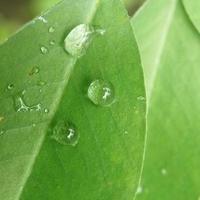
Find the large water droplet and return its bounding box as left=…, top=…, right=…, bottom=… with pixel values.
left=87, top=79, right=115, bottom=106
left=40, top=46, right=48, bottom=54
left=64, top=24, right=105, bottom=58
left=13, top=91, right=41, bottom=112
left=48, top=26, right=55, bottom=33
left=51, top=121, right=79, bottom=146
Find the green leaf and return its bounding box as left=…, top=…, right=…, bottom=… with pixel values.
left=132, top=0, right=200, bottom=199
left=0, top=0, right=146, bottom=199
left=182, top=0, right=200, bottom=33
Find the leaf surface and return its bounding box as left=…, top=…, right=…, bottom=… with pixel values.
left=132, top=0, right=200, bottom=199
left=182, top=0, right=200, bottom=33
left=0, top=0, right=146, bottom=200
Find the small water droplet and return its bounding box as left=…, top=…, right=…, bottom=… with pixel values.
left=64, top=24, right=104, bottom=58
left=88, top=79, right=115, bottom=106
left=136, top=186, right=143, bottom=195
left=37, top=81, right=46, bottom=86
left=38, top=16, right=48, bottom=24
left=7, top=84, right=14, bottom=90
left=137, top=96, right=145, bottom=101
left=29, top=66, right=40, bottom=76
left=0, top=116, right=4, bottom=123
left=124, top=130, right=128, bottom=135
left=161, top=168, right=167, bottom=176
left=44, top=108, right=49, bottom=113
left=49, top=40, right=55, bottom=46
left=13, top=92, right=41, bottom=112
left=32, top=123, right=36, bottom=127
left=51, top=121, right=79, bottom=146
left=48, top=26, right=55, bottom=33
left=40, top=46, right=48, bottom=54
left=0, top=130, right=5, bottom=136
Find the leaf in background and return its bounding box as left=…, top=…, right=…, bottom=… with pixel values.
left=182, top=0, right=200, bottom=33
left=0, top=0, right=146, bottom=199
left=132, top=0, right=200, bottom=199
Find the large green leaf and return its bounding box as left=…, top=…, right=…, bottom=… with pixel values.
left=132, top=0, right=200, bottom=199
left=0, top=0, right=146, bottom=199
left=182, top=0, right=200, bottom=33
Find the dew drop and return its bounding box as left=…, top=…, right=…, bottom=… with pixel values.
left=40, top=46, right=48, bottom=54
left=7, top=84, right=14, bottom=90
left=48, top=26, right=55, bottom=33
left=88, top=79, right=115, bottom=106
left=13, top=92, right=41, bottom=112
left=51, top=121, right=79, bottom=146
left=29, top=66, right=39, bottom=76
left=64, top=24, right=105, bottom=58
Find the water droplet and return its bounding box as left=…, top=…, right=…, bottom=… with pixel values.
left=51, top=121, right=79, bottom=146
left=124, top=130, right=128, bottom=135
left=88, top=79, right=115, bottom=106
left=137, top=96, right=145, bottom=101
left=40, top=46, right=48, bottom=54
left=38, top=16, right=48, bottom=24
left=0, top=116, right=4, bottom=123
left=136, top=186, right=143, bottom=195
left=161, top=168, right=167, bottom=176
left=32, top=123, right=36, bottom=127
left=7, top=84, right=14, bottom=90
left=49, top=40, right=55, bottom=46
left=29, top=66, right=39, bottom=76
left=44, top=108, right=49, bottom=113
left=48, top=26, right=55, bottom=33
left=0, top=130, right=5, bottom=136
left=64, top=24, right=104, bottom=58
left=13, top=92, right=41, bottom=112
left=37, top=81, right=46, bottom=86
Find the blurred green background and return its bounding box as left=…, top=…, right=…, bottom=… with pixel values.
left=0, top=0, right=145, bottom=43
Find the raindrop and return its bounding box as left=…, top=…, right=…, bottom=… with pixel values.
left=7, top=84, right=14, bottom=90
left=29, top=66, right=40, bottom=76
left=13, top=91, right=41, bottom=112
left=40, top=46, right=48, bottom=54
left=64, top=24, right=105, bottom=58
left=87, top=79, right=115, bottom=106
left=48, top=26, right=55, bottom=33
left=51, top=121, right=79, bottom=146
